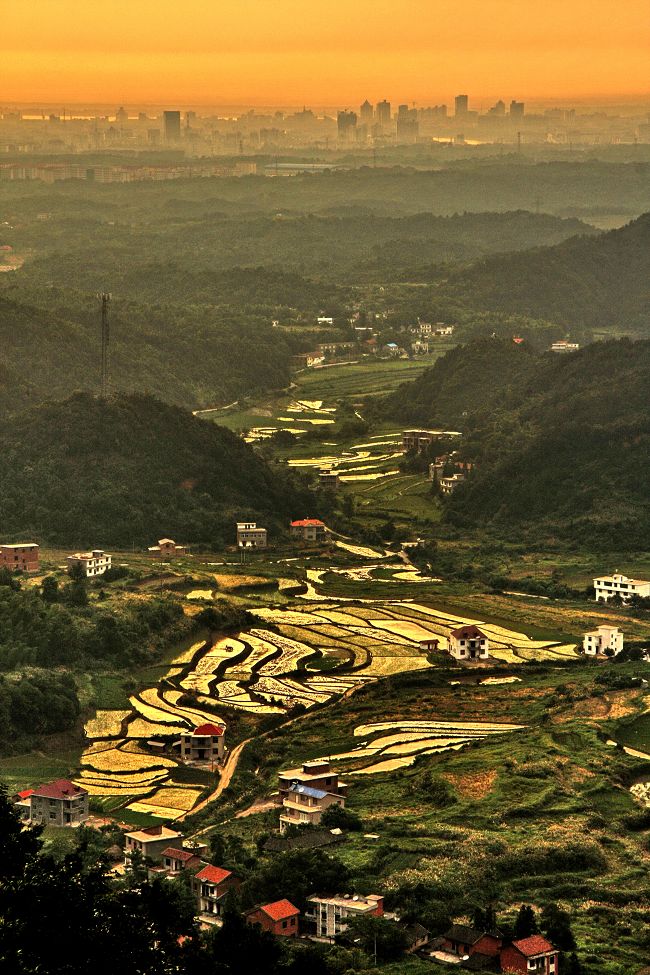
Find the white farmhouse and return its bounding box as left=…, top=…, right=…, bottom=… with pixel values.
left=583, top=625, right=624, bottom=656
left=449, top=625, right=489, bottom=661
left=593, top=573, right=650, bottom=604
left=67, top=549, right=112, bottom=577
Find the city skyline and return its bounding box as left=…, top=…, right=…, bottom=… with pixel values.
left=3, top=0, right=649, bottom=105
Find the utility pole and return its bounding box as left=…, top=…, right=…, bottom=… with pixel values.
left=99, top=292, right=111, bottom=399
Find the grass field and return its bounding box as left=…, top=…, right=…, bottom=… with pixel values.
left=293, top=356, right=443, bottom=401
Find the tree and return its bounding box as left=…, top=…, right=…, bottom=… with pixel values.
left=344, top=915, right=409, bottom=962
left=514, top=904, right=538, bottom=939
left=320, top=804, right=362, bottom=832
left=540, top=903, right=576, bottom=951
left=41, top=576, right=59, bottom=603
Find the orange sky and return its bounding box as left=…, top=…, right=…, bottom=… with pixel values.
left=2, top=0, right=649, bottom=105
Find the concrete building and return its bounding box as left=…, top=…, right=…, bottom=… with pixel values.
left=66, top=549, right=112, bottom=577
left=593, top=573, right=650, bottom=603
left=305, top=893, right=384, bottom=939
left=180, top=723, right=226, bottom=764
left=246, top=900, right=300, bottom=937
left=550, top=340, right=580, bottom=353
left=163, top=110, right=181, bottom=141
left=449, top=624, right=489, bottom=661
left=440, top=474, right=465, bottom=495
left=0, top=543, right=39, bottom=573
left=124, top=824, right=183, bottom=862
left=278, top=759, right=347, bottom=833
left=402, top=430, right=462, bottom=451
left=193, top=865, right=240, bottom=922
left=236, top=522, right=268, bottom=549
left=583, top=625, right=624, bottom=656
left=27, top=779, right=89, bottom=826
left=289, top=519, right=327, bottom=543
left=319, top=471, right=341, bottom=490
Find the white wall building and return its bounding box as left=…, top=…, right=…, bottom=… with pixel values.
left=583, top=625, right=624, bottom=656
left=449, top=625, right=490, bottom=661
left=593, top=573, right=650, bottom=603
left=67, top=549, right=112, bottom=577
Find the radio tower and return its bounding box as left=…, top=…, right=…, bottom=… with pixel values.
left=99, top=292, right=111, bottom=399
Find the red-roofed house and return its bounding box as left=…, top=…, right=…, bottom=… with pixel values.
left=246, top=899, right=300, bottom=937
left=180, top=723, right=226, bottom=764
left=449, top=624, right=489, bottom=661
left=161, top=846, right=204, bottom=875
left=193, top=864, right=240, bottom=922
left=28, top=779, right=89, bottom=826
left=501, top=935, right=558, bottom=974
left=289, top=519, right=327, bottom=543
left=12, top=789, right=35, bottom=820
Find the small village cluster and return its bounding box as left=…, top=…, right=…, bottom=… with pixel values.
left=290, top=320, right=456, bottom=370
left=10, top=777, right=559, bottom=971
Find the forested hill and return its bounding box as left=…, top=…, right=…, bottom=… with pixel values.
left=445, top=339, right=650, bottom=548
left=374, top=338, right=537, bottom=426
left=0, top=393, right=316, bottom=546
left=440, top=212, right=650, bottom=332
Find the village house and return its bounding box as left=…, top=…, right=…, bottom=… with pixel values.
left=441, top=923, right=502, bottom=961
left=317, top=316, right=334, bottom=326
left=449, top=624, right=490, bottom=661
left=12, top=788, right=35, bottom=820
left=180, top=723, right=226, bottom=764
left=159, top=846, right=204, bottom=876
left=0, top=543, right=39, bottom=573
left=148, top=538, right=188, bottom=558
left=402, top=429, right=462, bottom=452
left=440, top=473, right=466, bottom=495
left=124, top=824, right=183, bottom=863
left=434, top=324, right=454, bottom=337
left=193, top=865, right=240, bottom=922
left=500, top=935, right=558, bottom=974
left=317, top=341, right=355, bottom=357
left=278, top=759, right=347, bottom=832
left=550, top=340, right=580, bottom=353
left=66, top=549, right=112, bottom=578
left=419, top=638, right=440, bottom=652
left=289, top=518, right=328, bottom=543
left=245, top=899, right=300, bottom=937
left=291, top=352, right=325, bottom=369
left=383, top=342, right=402, bottom=357
left=593, top=573, right=650, bottom=603
left=304, top=893, right=384, bottom=939
left=319, top=470, right=341, bottom=490
left=236, top=521, right=268, bottom=549
left=411, top=339, right=430, bottom=354
left=26, top=779, right=89, bottom=826
left=583, top=625, right=624, bottom=656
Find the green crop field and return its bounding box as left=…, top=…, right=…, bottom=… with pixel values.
left=294, top=354, right=449, bottom=400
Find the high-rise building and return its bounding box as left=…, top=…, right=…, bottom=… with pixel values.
left=337, top=110, right=358, bottom=142
left=397, top=105, right=419, bottom=141
left=375, top=100, right=391, bottom=126
left=510, top=100, right=525, bottom=118
left=115, top=106, right=128, bottom=126
left=489, top=100, right=506, bottom=116
left=455, top=94, right=469, bottom=116
left=360, top=100, right=374, bottom=125
left=163, top=110, right=182, bottom=142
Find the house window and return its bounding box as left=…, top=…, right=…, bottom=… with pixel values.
left=282, top=920, right=288, bottom=929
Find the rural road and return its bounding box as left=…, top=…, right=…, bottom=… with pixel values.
left=177, top=737, right=250, bottom=822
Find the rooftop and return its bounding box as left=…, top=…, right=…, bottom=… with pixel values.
left=125, top=825, right=182, bottom=843
left=290, top=519, right=325, bottom=527
left=32, top=779, right=87, bottom=800
left=288, top=783, right=328, bottom=800
left=191, top=723, right=225, bottom=737
left=195, top=865, right=233, bottom=885
left=162, top=847, right=200, bottom=862
left=512, top=935, right=555, bottom=957
left=259, top=899, right=300, bottom=921
left=450, top=624, right=488, bottom=640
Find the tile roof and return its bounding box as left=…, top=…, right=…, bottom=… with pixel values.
left=513, top=935, right=555, bottom=957
left=290, top=519, right=325, bottom=527
left=444, top=924, right=484, bottom=945
left=195, top=865, right=232, bottom=885
left=16, top=789, right=34, bottom=800
left=450, top=624, right=488, bottom=641
left=162, top=847, right=199, bottom=862
left=32, top=779, right=87, bottom=800
left=192, top=723, right=224, bottom=736
left=261, top=899, right=300, bottom=921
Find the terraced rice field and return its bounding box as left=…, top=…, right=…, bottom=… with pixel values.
left=316, top=718, right=525, bottom=774
left=77, top=597, right=577, bottom=816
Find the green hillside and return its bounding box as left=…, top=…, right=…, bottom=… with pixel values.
left=0, top=392, right=317, bottom=546
left=445, top=339, right=650, bottom=547
left=440, top=212, right=650, bottom=332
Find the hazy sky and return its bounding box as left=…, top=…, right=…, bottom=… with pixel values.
left=3, top=0, right=649, bottom=105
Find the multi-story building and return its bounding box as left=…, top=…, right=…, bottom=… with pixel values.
left=583, top=625, right=624, bottom=656
left=402, top=429, right=461, bottom=452
left=305, top=893, right=384, bottom=939
left=163, top=110, right=181, bottom=141
left=160, top=847, right=203, bottom=876
left=180, top=723, right=226, bottom=764
left=278, top=759, right=347, bottom=833
left=27, top=779, right=89, bottom=826
left=0, top=543, right=39, bottom=573
left=124, top=824, right=183, bottom=862
left=449, top=625, right=490, bottom=661
left=148, top=538, right=188, bottom=558
left=375, top=100, right=392, bottom=127
left=193, top=865, right=240, bottom=922
left=550, top=340, right=580, bottom=353
left=289, top=519, right=327, bottom=543
left=337, top=111, right=358, bottom=142
left=66, top=549, right=112, bottom=577
left=440, top=473, right=466, bottom=495
left=319, top=471, right=341, bottom=490
left=236, top=522, right=268, bottom=549
left=455, top=94, right=469, bottom=116
left=593, top=573, right=650, bottom=603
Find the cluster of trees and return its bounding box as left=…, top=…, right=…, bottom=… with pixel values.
left=0, top=672, right=80, bottom=746
left=0, top=392, right=322, bottom=545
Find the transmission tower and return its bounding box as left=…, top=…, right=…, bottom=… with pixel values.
left=99, top=292, right=111, bottom=399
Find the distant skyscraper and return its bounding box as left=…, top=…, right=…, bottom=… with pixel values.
left=376, top=100, right=391, bottom=126
left=489, top=100, right=506, bottom=116
left=396, top=105, right=419, bottom=141
left=510, top=100, right=525, bottom=118
left=163, top=110, right=182, bottom=142
left=115, top=106, right=128, bottom=125
left=455, top=94, right=469, bottom=116
left=360, top=100, right=374, bottom=125
left=337, top=110, right=358, bottom=142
